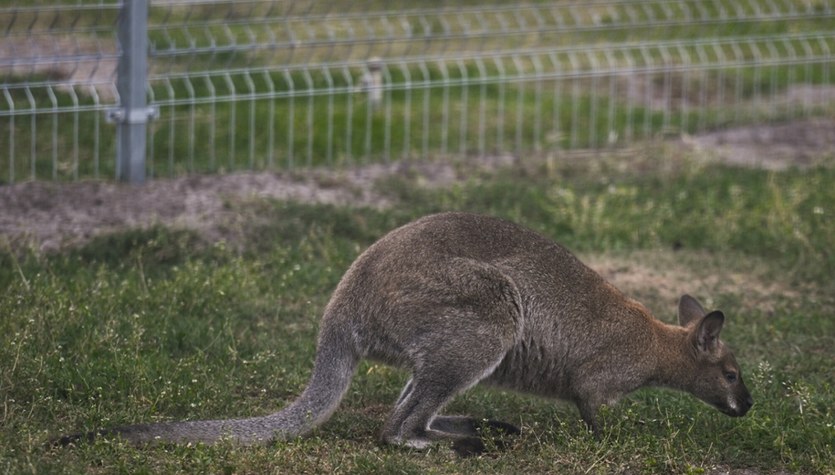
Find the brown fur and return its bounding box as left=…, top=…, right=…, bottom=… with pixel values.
left=57, top=212, right=752, bottom=455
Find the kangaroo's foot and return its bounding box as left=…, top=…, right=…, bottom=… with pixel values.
left=432, top=416, right=520, bottom=456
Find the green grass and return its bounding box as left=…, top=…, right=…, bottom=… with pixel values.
left=1, top=157, right=833, bottom=473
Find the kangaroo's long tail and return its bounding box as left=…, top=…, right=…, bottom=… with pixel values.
left=56, top=325, right=360, bottom=446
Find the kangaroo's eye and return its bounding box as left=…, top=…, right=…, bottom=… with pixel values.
left=725, top=372, right=738, bottom=383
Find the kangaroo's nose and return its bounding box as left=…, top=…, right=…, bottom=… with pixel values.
left=739, top=394, right=754, bottom=415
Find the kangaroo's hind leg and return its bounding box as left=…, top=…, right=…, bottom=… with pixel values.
left=379, top=313, right=518, bottom=455
left=380, top=353, right=507, bottom=456
left=391, top=379, right=519, bottom=438
left=377, top=258, right=522, bottom=455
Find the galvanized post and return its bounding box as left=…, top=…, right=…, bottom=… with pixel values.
left=112, top=0, right=155, bottom=184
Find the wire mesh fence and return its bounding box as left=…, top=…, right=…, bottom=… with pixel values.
left=2, top=0, right=834, bottom=183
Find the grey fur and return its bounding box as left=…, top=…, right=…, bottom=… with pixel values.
left=58, top=212, right=753, bottom=453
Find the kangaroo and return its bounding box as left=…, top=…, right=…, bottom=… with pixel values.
left=57, top=212, right=753, bottom=455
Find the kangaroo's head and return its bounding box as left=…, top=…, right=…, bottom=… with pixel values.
left=678, top=294, right=753, bottom=417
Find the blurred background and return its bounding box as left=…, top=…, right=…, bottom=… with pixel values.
left=2, top=0, right=833, bottom=182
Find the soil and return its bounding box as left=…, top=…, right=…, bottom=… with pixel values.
left=683, top=117, right=835, bottom=170
left=0, top=156, right=515, bottom=251
left=584, top=250, right=802, bottom=317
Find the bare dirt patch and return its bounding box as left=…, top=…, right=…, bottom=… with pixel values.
left=585, top=251, right=803, bottom=317
left=0, top=169, right=370, bottom=251
left=0, top=157, right=515, bottom=251
left=682, top=117, right=835, bottom=170
left=0, top=35, right=119, bottom=99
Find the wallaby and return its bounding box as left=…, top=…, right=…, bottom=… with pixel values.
left=57, top=212, right=753, bottom=455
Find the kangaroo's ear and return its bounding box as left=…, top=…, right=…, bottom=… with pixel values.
left=693, top=311, right=725, bottom=353
left=678, top=294, right=707, bottom=326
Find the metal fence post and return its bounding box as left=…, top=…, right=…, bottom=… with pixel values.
left=112, top=0, right=155, bottom=184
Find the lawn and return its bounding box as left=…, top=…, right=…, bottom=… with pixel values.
left=1, top=153, right=833, bottom=474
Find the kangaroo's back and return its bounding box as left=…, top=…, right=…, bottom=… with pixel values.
left=324, top=211, right=623, bottom=353
left=326, top=211, right=611, bottom=321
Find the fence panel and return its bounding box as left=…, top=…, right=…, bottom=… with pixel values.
left=2, top=0, right=834, bottom=183
left=1, top=2, right=120, bottom=182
